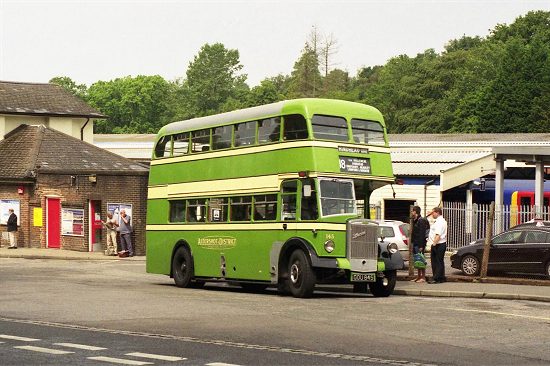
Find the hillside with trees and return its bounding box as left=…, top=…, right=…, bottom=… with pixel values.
left=51, top=10, right=550, bottom=134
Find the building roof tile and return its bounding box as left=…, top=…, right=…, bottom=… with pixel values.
left=0, top=125, right=148, bottom=181
left=0, top=81, right=105, bottom=118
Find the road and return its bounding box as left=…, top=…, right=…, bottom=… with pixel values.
left=1, top=258, right=549, bottom=366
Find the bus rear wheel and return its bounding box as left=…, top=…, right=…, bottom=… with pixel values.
left=369, top=270, right=396, bottom=297
left=172, top=246, right=194, bottom=288
left=287, top=249, right=316, bottom=298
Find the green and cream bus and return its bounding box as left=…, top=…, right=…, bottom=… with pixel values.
left=146, top=98, right=404, bottom=298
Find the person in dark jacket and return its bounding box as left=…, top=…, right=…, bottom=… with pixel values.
left=7, top=208, right=18, bottom=249
left=410, top=206, right=429, bottom=282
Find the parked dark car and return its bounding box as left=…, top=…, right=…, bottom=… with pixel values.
left=450, top=226, right=550, bottom=278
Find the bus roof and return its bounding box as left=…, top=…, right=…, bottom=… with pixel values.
left=158, top=98, right=383, bottom=137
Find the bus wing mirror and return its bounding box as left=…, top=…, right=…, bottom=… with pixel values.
left=303, top=184, right=312, bottom=198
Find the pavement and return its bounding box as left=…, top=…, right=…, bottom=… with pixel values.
left=1, top=247, right=549, bottom=303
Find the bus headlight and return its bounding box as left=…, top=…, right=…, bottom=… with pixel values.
left=324, top=240, right=335, bottom=253
left=387, top=243, right=398, bottom=254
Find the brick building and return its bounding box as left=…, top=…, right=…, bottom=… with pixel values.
left=0, top=125, right=149, bottom=254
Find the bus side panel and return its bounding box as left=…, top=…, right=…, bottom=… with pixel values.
left=145, top=231, right=174, bottom=275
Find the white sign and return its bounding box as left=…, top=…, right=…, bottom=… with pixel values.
left=62, top=208, right=84, bottom=236
left=107, top=203, right=133, bottom=227
left=0, top=199, right=20, bottom=226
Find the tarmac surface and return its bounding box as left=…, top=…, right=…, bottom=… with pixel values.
left=1, top=246, right=549, bottom=303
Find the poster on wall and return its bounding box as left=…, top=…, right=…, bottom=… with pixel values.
left=0, top=199, right=20, bottom=226
left=107, top=203, right=133, bottom=226
left=62, top=208, right=84, bottom=236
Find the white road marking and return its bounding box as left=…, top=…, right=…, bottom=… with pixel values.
left=125, top=352, right=186, bottom=361
left=14, top=345, right=74, bottom=355
left=54, top=342, right=107, bottom=350
left=88, top=356, right=153, bottom=365
left=0, top=334, right=40, bottom=341
left=206, top=363, right=242, bottom=366
left=447, top=307, right=550, bottom=321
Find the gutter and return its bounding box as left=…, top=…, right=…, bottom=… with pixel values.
left=81, top=118, right=90, bottom=141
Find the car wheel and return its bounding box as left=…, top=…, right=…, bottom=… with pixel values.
left=545, top=261, right=550, bottom=279
left=172, top=246, right=194, bottom=288
left=461, top=255, right=480, bottom=276
left=287, top=249, right=316, bottom=298
left=369, top=270, right=396, bottom=297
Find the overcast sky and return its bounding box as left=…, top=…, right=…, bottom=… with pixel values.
left=1, top=0, right=549, bottom=87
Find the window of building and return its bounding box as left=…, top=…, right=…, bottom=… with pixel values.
left=191, top=129, right=211, bottom=153
left=234, top=121, right=257, bottom=146
left=209, top=198, right=228, bottom=222
left=258, top=117, right=281, bottom=144
left=311, top=115, right=349, bottom=142
left=351, top=119, right=385, bottom=145
left=154, top=135, right=171, bottom=158
left=283, top=114, right=308, bottom=141
left=173, top=133, right=189, bottom=156
left=253, top=194, right=277, bottom=221
left=186, top=199, right=207, bottom=222
left=230, top=196, right=252, bottom=221
left=212, top=126, right=233, bottom=150
left=169, top=200, right=185, bottom=222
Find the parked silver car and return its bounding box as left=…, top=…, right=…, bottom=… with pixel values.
left=374, top=220, right=411, bottom=259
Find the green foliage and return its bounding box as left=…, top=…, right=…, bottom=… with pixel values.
left=87, top=75, right=176, bottom=134
left=183, top=43, right=247, bottom=116
left=49, top=76, right=88, bottom=99
left=69, top=11, right=550, bottom=135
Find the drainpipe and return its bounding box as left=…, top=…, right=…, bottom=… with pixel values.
left=424, top=178, right=436, bottom=215
left=80, top=118, right=90, bottom=141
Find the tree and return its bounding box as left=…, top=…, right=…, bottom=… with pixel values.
left=49, top=76, right=87, bottom=99
left=288, top=43, right=322, bottom=98
left=87, top=75, right=176, bottom=134
left=183, top=43, right=247, bottom=116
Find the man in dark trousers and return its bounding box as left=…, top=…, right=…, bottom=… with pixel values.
left=410, top=206, right=429, bottom=282
left=427, top=207, right=448, bottom=284
left=7, top=208, right=18, bottom=249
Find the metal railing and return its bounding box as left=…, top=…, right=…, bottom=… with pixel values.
left=442, top=201, right=550, bottom=250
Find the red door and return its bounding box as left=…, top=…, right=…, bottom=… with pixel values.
left=47, top=198, right=61, bottom=248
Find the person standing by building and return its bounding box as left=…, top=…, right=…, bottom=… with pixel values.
left=102, top=212, right=118, bottom=256
left=427, top=207, right=447, bottom=284
left=7, top=208, right=18, bottom=249
left=118, top=209, right=133, bottom=257
left=410, top=206, right=429, bottom=282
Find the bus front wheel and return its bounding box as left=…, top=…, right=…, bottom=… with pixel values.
left=287, top=249, right=316, bottom=298
left=172, top=246, right=194, bottom=288
left=369, top=270, right=396, bottom=297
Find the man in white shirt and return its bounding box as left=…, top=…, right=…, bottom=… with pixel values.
left=427, top=207, right=447, bottom=283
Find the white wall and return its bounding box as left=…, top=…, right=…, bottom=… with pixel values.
left=0, top=115, right=95, bottom=143
left=370, top=183, right=441, bottom=218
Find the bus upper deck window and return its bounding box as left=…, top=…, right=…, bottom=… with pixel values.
left=312, top=115, right=349, bottom=142
left=212, top=125, right=232, bottom=150
left=283, top=114, right=308, bottom=141
left=154, top=136, right=171, bottom=158
left=258, top=117, right=281, bottom=144
left=173, top=133, right=189, bottom=156
left=191, top=129, right=211, bottom=153
left=234, top=121, right=256, bottom=146
left=351, top=119, right=385, bottom=145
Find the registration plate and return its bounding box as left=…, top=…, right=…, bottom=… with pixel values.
left=350, top=272, right=376, bottom=282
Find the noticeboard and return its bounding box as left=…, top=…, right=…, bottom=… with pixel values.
left=0, top=199, right=20, bottom=226
left=107, top=203, right=133, bottom=226
left=62, top=208, right=84, bottom=236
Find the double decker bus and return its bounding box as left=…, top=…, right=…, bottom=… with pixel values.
left=146, top=98, right=404, bottom=298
